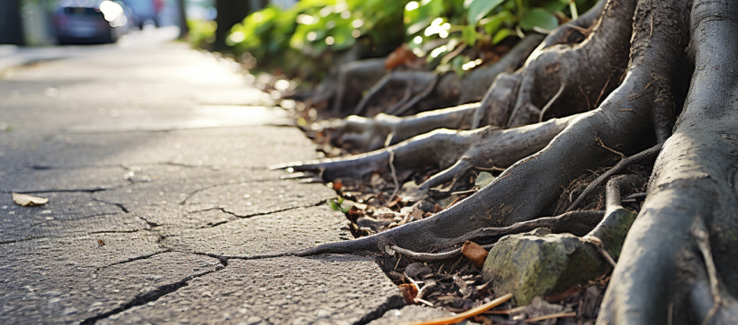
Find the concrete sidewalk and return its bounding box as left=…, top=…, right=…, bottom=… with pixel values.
left=0, top=40, right=454, bottom=324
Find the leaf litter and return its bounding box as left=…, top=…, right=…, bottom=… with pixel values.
left=319, top=163, right=612, bottom=323
left=12, top=192, right=49, bottom=207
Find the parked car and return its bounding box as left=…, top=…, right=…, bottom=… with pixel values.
left=54, top=0, right=132, bottom=44
left=120, top=0, right=161, bottom=28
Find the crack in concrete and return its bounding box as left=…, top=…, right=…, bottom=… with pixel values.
left=1, top=187, right=109, bottom=194
left=354, top=295, right=406, bottom=325
left=95, top=249, right=172, bottom=270
left=178, top=178, right=289, bottom=205
left=137, top=216, right=161, bottom=228
left=92, top=198, right=130, bottom=213
left=80, top=263, right=226, bottom=324
left=190, top=251, right=291, bottom=262
left=189, top=199, right=328, bottom=229
left=0, top=236, right=39, bottom=245
left=88, top=229, right=144, bottom=235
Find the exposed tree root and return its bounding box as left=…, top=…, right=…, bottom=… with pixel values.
left=475, top=0, right=634, bottom=129
left=599, top=0, right=738, bottom=322
left=282, top=0, right=738, bottom=320
left=315, top=0, right=626, bottom=156
left=279, top=113, right=578, bottom=196
left=331, top=58, right=387, bottom=114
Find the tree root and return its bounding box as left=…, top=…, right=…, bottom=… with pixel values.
left=472, top=0, right=634, bottom=129
left=284, top=0, right=738, bottom=320
left=330, top=58, right=387, bottom=114
left=598, top=0, right=738, bottom=322
left=566, top=143, right=661, bottom=212
left=319, top=103, right=480, bottom=152
left=353, top=71, right=439, bottom=116
left=279, top=114, right=578, bottom=195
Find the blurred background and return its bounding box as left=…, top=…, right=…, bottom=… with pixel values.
left=1, top=0, right=596, bottom=101
left=0, top=0, right=285, bottom=46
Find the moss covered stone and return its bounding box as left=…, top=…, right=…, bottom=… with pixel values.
left=482, top=228, right=607, bottom=305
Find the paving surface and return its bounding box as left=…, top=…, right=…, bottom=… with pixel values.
left=0, top=31, right=430, bottom=324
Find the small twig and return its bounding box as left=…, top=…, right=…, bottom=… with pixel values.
left=415, top=298, right=434, bottom=307
left=384, top=132, right=395, bottom=148
left=567, top=143, right=662, bottom=212
left=628, top=81, right=653, bottom=100
left=390, top=244, right=493, bottom=262
left=595, top=137, right=625, bottom=160
left=388, top=149, right=400, bottom=200
left=393, top=254, right=402, bottom=272
left=392, top=76, right=438, bottom=116
left=385, top=80, right=414, bottom=115
left=595, top=243, right=617, bottom=267
left=526, top=311, right=577, bottom=322
left=455, top=210, right=604, bottom=245
left=539, top=83, right=566, bottom=122
left=408, top=293, right=513, bottom=325
left=475, top=165, right=506, bottom=172
left=595, top=76, right=612, bottom=107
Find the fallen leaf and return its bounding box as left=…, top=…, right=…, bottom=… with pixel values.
left=475, top=172, right=495, bottom=188
left=461, top=241, right=489, bottom=267
left=399, top=283, right=419, bottom=304
left=332, top=180, right=343, bottom=191
left=12, top=193, right=49, bottom=207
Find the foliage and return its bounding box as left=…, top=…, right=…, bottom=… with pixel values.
left=187, top=19, right=216, bottom=50
left=228, top=0, right=407, bottom=79
left=223, top=0, right=597, bottom=79
left=405, top=0, right=597, bottom=75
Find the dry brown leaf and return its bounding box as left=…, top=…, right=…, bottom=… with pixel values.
left=12, top=192, right=49, bottom=207
left=461, top=241, right=489, bottom=267
left=399, top=283, right=419, bottom=304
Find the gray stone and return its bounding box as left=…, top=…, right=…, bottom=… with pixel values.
left=482, top=228, right=607, bottom=305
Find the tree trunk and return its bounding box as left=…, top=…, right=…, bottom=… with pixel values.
left=0, top=0, right=25, bottom=45
left=213, top=0, right=253, bottom=52
left=176, top=0, right=188, bottom=39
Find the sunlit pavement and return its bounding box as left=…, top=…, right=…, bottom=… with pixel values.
left=0, top=29, right=424, bottom=324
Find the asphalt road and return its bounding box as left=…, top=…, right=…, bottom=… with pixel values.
left=0, top=30, right=449, bottom=324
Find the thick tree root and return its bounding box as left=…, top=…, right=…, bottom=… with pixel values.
left=320, top=103, right=480, bottom=152
left=284, top=0, right=738, bottom=320
left=598, top=0, right=738, bottom=322
left=279, top=114, right=577, bottom=194
left=472, top=0, right=634, bottom=128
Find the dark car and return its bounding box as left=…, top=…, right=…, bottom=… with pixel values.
left=53, top=0, right=131, bottom=44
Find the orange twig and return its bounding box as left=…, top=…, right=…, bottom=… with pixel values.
left=408, top=293, right=513, bottom=325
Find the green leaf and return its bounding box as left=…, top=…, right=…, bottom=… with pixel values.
left=481, top=11, right=514, bottom=35
left=492, top=28, right=513, bottom=44
left=328, top=197, right=345, bottom=211
left=467, top=0, right=504, bottom=26
left=461, top=25, right=478, bottom=45
left=542, top=0, right=567, bottom=12
left=475, top=172, right=496, bottom=188
left=520, top=8, right=559, bottom=31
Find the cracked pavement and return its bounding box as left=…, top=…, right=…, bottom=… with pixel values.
left=0, top=32, right=409, bottom=324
